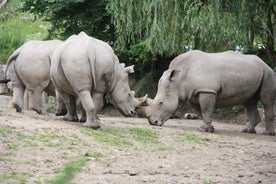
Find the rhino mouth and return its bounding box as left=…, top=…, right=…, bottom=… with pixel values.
left=149, top=117, right=165, bottom=126
left=118, top=108, right=136, bottom=117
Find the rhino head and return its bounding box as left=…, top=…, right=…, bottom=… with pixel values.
left=137, top=69, right=180, bottom=126
left=110, top=63, right=147, bottom=117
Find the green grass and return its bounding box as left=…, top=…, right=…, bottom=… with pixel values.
left=129, top=127, right=160, bottom=144
left=152, top=146, right=173, bottom=152
left=203, top=180, right=214, bottom=184
left=175, top=131, right=202, bottom=144
left=1, top=171, right=32, bottom=184
left=80, top=128, right=133, bottom=147
left=84, top=151, right=104, bottom=159
left=51, top=157, right=87, bottom=184
left=81, top=127, right=161, bottom=149
left=0, top=126, right=14, bottom=137
left=7, top=143, right=17, bottom=149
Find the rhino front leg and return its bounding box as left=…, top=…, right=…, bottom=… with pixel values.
left=198, top=92, right=216, bottom=133
left=78, top=91, right=101, bottom=129
left=242, top=99, right=260, bottom=134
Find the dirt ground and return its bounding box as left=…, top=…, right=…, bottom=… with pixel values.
left=0, top=106, right=276, bottom=184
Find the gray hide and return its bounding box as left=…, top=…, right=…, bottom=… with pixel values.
left=139, top=50, right=276, bottom=136
left=6, top=40, right=66, bottom=115
left=50, top=31, right=143, bottom=129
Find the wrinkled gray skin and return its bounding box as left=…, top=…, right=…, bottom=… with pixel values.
left=6, top=40, right=66, bottom=115
left=50, top=32, right=146, bottom=129
left=139, top=50, right=276, bottom=136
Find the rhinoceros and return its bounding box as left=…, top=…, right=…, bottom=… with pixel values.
left=138, top=50, right=276, bottom=136
left=6, top=40, right=66, bottom=115
left=50, top=32, right=146, bottom=129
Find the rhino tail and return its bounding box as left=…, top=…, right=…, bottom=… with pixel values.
left=5, top=46, right=22, bottom=81
left=87, top=47, right=97, bottom=90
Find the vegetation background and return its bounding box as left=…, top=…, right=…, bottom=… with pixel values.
left=0, top=0, right=275, bottom=114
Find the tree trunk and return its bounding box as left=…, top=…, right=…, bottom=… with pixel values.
left=0, top=0, right=8, bottom=9
left=265, top=8, right=276, bottom=67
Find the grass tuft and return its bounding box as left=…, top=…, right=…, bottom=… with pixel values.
left=51, top=157, right=87, bottom=184
left=129, top=127, right=159, bottom=144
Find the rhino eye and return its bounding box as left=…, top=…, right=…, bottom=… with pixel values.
left=158, top=101, right=163, bottom=106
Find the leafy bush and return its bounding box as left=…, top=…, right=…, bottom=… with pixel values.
left=0, top=0, right=48, bottom=63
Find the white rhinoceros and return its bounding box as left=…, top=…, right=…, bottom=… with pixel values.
left=50, top=32, right=146, bottom=129
left=138, top=50, right=276, bottom=136
left=6, top=40, right=66, bottom=115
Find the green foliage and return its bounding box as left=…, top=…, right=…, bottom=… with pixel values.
left=128, top=42, right=154, bottom=64
left=0, top=18, right=25, bottom=63
left=44, top=96, right=56, bottom=112
left=215, top=105, right=245, bottom=120
left=21, top=0, right=114, bottom=41
left=108, top=0, right=195, bottom=55
left=0, top=0, right=48, bottom=63
left=108, top=0, right=276, bottom=65
left=17, top=0, right=276, bottom=69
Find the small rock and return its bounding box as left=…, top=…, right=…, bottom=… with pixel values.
left=129, top=171, right=138, bottom=176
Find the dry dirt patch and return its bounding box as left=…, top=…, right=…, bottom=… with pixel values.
left=0, top=106, right=276, bottom=184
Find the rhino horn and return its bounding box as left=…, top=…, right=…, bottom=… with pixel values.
left=124, top=65, right=135, bottom=73
left=134, top=94, right=148, bottom=107
left=145, top=96, right=153, bottom=105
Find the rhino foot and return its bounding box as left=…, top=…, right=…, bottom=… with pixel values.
left=83, top=121, right=101, bottom=130
left=241, top=127, right=256, bottom=134
left=31, top=108, right=43, bottom=115
left=199, top=124, right=214, bottom=133
left=63, top=114, right=79, bottom=122
left=79, top=115, right=86, bottom=122
left=262, top=130, right=275, bottom=136
left=55, top=110, right=67, bottom=116
left=13, top=104, right=22, bottom=113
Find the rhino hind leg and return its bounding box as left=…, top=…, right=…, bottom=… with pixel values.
left=78, top=91, right=101, bottom=129
left=14, top=104, right=22, bottom=113
left=55, top=91, right=67, bottom=116
left=198, top=92, right=216, bottom=133
left=61, top=92, right=78, bottom=122
left=242, top=98, right=260, bottom=134
left=12, top=84, right=25, bottom=113
left=79, top=103, right=86, bottom=122
left=262, top=103, right=275, bottom=136
left=28, top=90, right=45, bottom=115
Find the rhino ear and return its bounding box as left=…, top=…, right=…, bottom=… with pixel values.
left=169, top=69, right=180, bottom=81
left=124, top=65, right=135, bottom=73
left=120, top=63, right=126, bottom=68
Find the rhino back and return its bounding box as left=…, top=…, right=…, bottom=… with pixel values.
left=171, top=50, right=272, bottom=106
left=56, top=35, right=115, bottom=95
